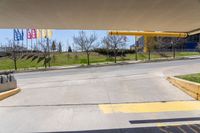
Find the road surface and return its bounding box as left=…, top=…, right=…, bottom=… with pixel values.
left=1, top=59, right=200, bottom=132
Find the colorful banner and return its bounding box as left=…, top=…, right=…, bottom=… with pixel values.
left=37, top=29, right=53, bottom=39
left=14, top=29, right=24, bottom=41
left=27, top=29, right=37, bottom=39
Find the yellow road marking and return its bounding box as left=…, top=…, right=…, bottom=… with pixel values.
left=99, top=101, right=200, bottom=114
left=157, top=123, right=167, bottom=127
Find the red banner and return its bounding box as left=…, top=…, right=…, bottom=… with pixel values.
left=27, top=29, right=37, bottom=39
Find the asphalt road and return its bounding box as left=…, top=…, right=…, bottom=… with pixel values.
left=1, top=59, right=200, bottom=132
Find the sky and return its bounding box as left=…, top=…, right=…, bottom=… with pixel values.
left=0, top=29, right=135, bottom=49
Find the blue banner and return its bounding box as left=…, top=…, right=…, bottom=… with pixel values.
left=14, top=29, right=24, bottom=41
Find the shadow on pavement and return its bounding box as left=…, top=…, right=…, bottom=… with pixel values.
left=39, top=124, right=200, bottom=133
left=129, top=117, right=200, bottom=124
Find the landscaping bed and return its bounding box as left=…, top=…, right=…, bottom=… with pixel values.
left=177, top=73, right=200, bottom=84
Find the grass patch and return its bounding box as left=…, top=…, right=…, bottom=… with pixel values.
left=176, top=73, right=200, bottom=83
left=176, top=52, right=199, bottom=57
left=0, top=51, right=199, bottom=70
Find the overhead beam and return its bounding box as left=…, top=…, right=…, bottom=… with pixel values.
left=188, top=29, right=200, bottom=36
left=109, top=31, right=188, bottom=38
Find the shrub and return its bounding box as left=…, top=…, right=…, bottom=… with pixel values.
left=94, top=48, right=135, bottom=57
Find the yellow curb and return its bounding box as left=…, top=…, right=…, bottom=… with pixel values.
left=0, top=88, right=21, bottom=101
left=99, top=101, right=200, bottom=114
left=167, top=77, right=200, bottom=100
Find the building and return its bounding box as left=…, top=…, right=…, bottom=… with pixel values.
left=134, top=34, right=200, bottom=51
left=185, top=34, right=200, bottom=49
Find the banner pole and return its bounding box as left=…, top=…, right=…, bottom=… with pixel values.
left=26, top=29, right=28, bottom=52
left=31, top=37, right=33, bottom=52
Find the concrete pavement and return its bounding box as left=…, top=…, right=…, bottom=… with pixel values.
left=1, top=59, right=200, bottom=132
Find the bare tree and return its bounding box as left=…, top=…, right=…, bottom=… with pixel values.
left=39, top=42, right=51, bottom=69
left=145, top=37, right=158, bottom=60
left=158, top=37, right=186, bottom=59
left=102, top=37, right=111, bottom=60
left=102, top=35, right=127, bottom=63
left=6, top=40, right=22, bottom=70
left=73, top=31, right=98, bottom=65
left=72, top=42, right=79, bottom=60
left=50, top=40, right=56, bottom=64
left=51, top=40, right=57, bottom=52
left=58, top=42, right=62, bottom=53
left=20, top=42, right=52, bottom=70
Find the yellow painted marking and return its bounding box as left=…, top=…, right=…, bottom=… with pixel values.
left=0, top=88, right=21, bottom=101
left=99, top=101, right=200, bottom=114
left=157, top=123, right=198, bottom=128
left=157, top=123, right=167, bottom=127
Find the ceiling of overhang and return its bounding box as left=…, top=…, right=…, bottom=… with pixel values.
left=0, top=0, right=200, bottom=33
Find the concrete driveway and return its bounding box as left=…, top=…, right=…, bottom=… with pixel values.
left=1, top=59, right=200, bottom=132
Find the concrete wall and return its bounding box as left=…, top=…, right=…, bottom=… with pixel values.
left=0, top=75, right=17, bottom=93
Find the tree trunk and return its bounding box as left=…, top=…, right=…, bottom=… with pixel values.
left=114, top=45, right=117, bottom=63
left=114, top=51, right=117, bottom=63
left=48, top=55, right=51, bottom=68
left=173, top=45, right=176, bottom=59
left=135, top=46, right=138, bottom=61
left=13, top=51, right=17, bottom=70
left=86, top=52, right=90, bottom=65
left=44, top=57, right=47, bottom=69
left=148, top=50, right=151, bottom=61
left=14, top=58, right=17, bottom=70
left=44, top=52, right=47, bottom=69
left=107, top=47, right=109, bottom=61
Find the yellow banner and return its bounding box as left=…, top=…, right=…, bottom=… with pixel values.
left=37, top=29, right=53, bottom=39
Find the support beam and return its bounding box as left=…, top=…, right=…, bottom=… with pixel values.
left=189, top=29, right=200, bottom=36
left=109, top=31, right=188, bottom=38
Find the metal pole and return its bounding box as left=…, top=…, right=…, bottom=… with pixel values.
left=26, top=29, right=28, bottom=52
left=31, top=37, right=33, bottom=52
left=46, top=29, right=50, bottom=67
left=21, top=29, right=24, bottom=49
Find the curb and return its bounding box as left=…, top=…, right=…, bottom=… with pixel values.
left=0, top=88, right=21, bottom=101
left=167, top=77, right=200, bottom=100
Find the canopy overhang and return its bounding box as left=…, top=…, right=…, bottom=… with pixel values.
left=0, top=0, right=200, bottom=34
